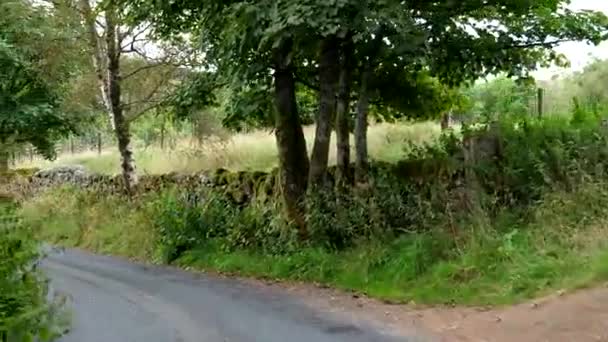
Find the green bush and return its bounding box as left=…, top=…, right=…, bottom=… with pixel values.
left=305, top=175, right=444, bottom=250
left=151, top=187, right=298, bottom=262
left=152, top=189, right=234, bottom=262
left=487, top=114, right=608, bottom=205
left=0, top=202, right=60, bottom=341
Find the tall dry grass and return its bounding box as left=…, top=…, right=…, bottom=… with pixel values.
left=17, top=121, right=441, bottom=174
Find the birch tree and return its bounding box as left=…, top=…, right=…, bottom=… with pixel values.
left=77, top=0, right=182, bottom=192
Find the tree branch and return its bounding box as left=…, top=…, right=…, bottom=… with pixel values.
left=95, top=18, right=106, bottom=31
left=119, top=22, right=152, bottom=48
left=294, top=69, right=319, bottom=91
left=123, top=68, right=175, bottom=122
left=506, top=38, right=574, bottom=49
left=122, top=62, right=176, bottom=80
left=125, top=101, right=164, bottom=122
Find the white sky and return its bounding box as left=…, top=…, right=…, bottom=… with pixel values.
left=534, top=0, right=608, bottom=80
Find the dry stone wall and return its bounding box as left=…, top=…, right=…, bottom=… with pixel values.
left=1, top=165, right=280, bottom=205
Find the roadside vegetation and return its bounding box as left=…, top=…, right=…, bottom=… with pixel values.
left=22, top=111, right=608, bottom=305
left=0, top=200, right=68, bottom=341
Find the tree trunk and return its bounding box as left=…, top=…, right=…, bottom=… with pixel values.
left=441, top=110, right=453, bottom=131
left=354, top=26, right=385, bottom=186
left=309, top=36, right=340, bottom=187
left=273, top=37, right=310, bottom=238
left=106, top=2, right=138, bottom=193
left=78, top=0, right=114, bottom=129
left=160, top=120, right=166, bottom=150
left=354, top=68, right=371, bottom=185
left=335, top=38, right=353, bottom=186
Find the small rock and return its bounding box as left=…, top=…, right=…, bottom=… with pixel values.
left=530, top=302, right=539, bottom=309
left=495, top=316, right=502, bottom=323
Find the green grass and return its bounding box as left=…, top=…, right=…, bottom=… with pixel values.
left=20, top=182, right=608, bottom=306
left=22, top=187, right=157, bottom=261
left=17, top=121, right=441, bottom=174
left=175, top=220, right=600, bottom=305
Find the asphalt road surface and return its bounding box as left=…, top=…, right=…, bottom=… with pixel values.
left=42, top=249, right=432, bottom=342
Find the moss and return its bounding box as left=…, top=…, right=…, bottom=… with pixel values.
left=0, top=168, right=39, bottom=183
left=212, top=168, right=229, bottom=186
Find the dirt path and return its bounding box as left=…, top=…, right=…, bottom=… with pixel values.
left=265, top=281, right=608, bottom=342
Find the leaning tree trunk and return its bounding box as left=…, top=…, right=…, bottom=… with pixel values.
left=309, top=36, right=340, bottom=187
left=335, top=38, right=354, bottom=187
left=354, top=67, right=371, bottom=185
left=273, top=37, right=310, bottom=239
left=106, top=2, right=138, bottom=193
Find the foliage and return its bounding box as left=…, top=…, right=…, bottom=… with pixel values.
left=0, top=202, right=64, bottom=341
left=541, top=59, right=608, bottom=116
left=123, top=0, right=608, bottom=126
left=477, top=113, right=608, bottom=207
left=151, top=188, right=296, bottom=262
left=465, top=77, right=537, bottom=122
left=23, top=186, right=157, bottom=261
left=0, top=0, right=84, bottom=160
left=167, top=71, right=218, bottom=120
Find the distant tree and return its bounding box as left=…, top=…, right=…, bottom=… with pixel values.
left=467, top=77, right=537, bottom=121
left=549, top=59, right=608, bottom=116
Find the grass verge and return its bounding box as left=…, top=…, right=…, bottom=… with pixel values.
left=20, top=182, right=608, bottom=306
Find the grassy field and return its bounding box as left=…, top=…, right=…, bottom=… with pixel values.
left=17, top=122, right=441, bottom=174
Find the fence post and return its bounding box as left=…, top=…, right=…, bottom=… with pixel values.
left=160, top=122, right=165, bottom=150
left=537, top=87, right=544, bottom=119
left=97, top=132, right=102, bottom=155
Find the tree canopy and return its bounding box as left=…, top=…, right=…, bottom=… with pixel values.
left=117, top=0, right=608, bottom=230
left=0, top=0, right=87, bottom=167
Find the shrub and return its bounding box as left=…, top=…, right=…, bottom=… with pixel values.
left=0, top=201, right=61, bottom=341
left=152, top=187, right=298, bottom=262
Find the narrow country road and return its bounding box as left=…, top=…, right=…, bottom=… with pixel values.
left=42, top=249, right=431, bottom=342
